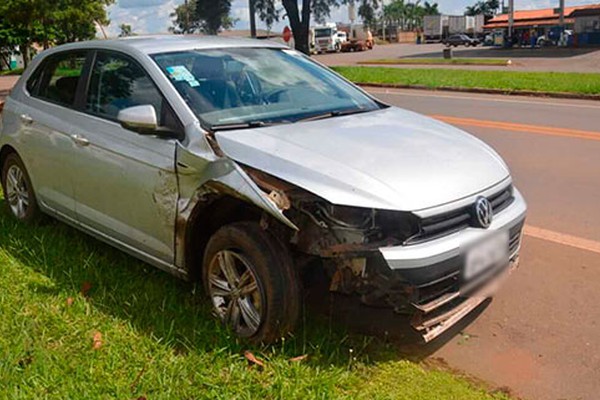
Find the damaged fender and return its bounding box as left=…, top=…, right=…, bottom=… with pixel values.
left=173, top=126, right=297, bottom=270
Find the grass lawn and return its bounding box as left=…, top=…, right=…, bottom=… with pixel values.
left=0, top=194, right=510, bottom=399
left=0, top=68, right=24, bottom=76
left=333, top=66, right=600, bottom=95
left=359, top=58, right=510, bottom=66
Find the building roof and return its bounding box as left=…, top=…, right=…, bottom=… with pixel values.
left=483, top=3, right=600, bottom=29
left=485, top=18, right=575, bottom=29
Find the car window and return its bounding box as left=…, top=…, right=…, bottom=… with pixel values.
left=86, top=52, right=164, bottom=124
left=36, top=51, right=87, bottom=106
left=152, top=48, right=381, bottom=128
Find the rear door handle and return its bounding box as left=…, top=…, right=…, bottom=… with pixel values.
left=20, top=114, right=34, bottom=125
left=70, top=134, right=90, bottom=147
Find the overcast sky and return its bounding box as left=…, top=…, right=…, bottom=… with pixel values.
left=104, top=0, right=597, bottom=37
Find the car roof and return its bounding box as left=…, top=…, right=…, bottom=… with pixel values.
left=41, top=35, right=287, bottom=56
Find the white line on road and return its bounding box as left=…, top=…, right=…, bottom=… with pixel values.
left=524, top=225, right=600, bottom=255
left=367, top=89, right=600, bottom=110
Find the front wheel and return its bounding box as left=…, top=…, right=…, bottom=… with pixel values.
left=202, top=222, right=300, bottom=344
left=1, top=153, right=41, bottom=223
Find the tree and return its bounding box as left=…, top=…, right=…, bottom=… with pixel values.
left=465, top=0, right=500, bottom=17
left=382, top=0, right=438, bottom=31
left=195, top=0, right=234, bottom=35
left=119, top=24, right=133, bottom=37
left=423, top=1, right=440, bottom=16
left=0, top=0, right=113, bottom=67
left=170, top=0, right=235, bottom=35
left=254, top=0, right=380, bottom=55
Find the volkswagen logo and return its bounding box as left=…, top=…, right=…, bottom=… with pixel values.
left=473, top=197, right=493, bottom=229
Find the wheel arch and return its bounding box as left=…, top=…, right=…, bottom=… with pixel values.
left=0, top=144, right=18, bottom=171
left=183, top=193, right=288, bottom=282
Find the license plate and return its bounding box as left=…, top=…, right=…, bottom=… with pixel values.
left=464, top=232, right=509, bottom=280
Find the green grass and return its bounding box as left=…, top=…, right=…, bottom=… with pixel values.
left=0, top=68, right=24, bottom=76
left=334, top=66, right=600, bottom=95
left=0, top=195, right=510, bottom=399
left=359, top=58, right=509, bottom=66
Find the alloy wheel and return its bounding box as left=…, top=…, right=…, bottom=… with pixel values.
left=207, top=250, right=263, bottom=337
left=5, top=164, right=30, bottom=219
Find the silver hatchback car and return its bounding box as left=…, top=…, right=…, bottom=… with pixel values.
left=0, top=36, right=526, bottom=343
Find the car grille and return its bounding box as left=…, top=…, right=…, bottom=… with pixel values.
left=406, top=185, right=515, bottom=245
left=412, top=220, right=524, bottom=309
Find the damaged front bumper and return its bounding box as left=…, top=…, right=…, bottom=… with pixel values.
left=375, top=188, right=527, bottom=343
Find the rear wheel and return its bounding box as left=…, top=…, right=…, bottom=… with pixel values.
left=1, top=153, right=41, bottom=223
left=202, top=222, right=300, bottom=344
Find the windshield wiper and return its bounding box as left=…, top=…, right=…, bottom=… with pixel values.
left=208, top=120, right=285, bottom=132
left=294, top=108, right=372, bottom=123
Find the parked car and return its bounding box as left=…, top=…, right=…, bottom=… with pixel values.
left=443, top=34, right=481, bottom=47
left=0, top=36, right=526, bottom=344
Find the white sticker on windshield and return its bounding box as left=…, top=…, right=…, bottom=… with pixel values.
left=166, top=65, right=198, bottom=85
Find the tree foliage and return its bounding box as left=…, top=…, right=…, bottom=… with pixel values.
left=464, top=0, right=499, bottom=17
left=0, top=0, right=112, bottom=68
left=119, top=24, right=133, bottom=37
left=170, top=0, right=235, bottom=35
left=383, top=0, right=440, bottom=31
left=254, top=0, right=380, bottom=54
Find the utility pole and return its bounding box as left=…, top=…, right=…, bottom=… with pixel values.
left=249, top=0, right=257, bottom=38
left=559, top=0, right=565, bottom=27
left=508, top=0, right=514, bottom=41
left=184, top=0, right=190, bottom=34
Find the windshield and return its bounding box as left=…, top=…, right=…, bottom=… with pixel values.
left=152, top=47, right=380, bottom=129
left=315, top=28, right=333, bottom=38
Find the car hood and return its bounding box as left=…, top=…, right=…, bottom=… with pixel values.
left=215, top=107, right=510, bottom=211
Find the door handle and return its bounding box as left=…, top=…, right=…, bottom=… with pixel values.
left=20, top=114, right=34, bottom=125
left=70, top=134, right=90, bottom=147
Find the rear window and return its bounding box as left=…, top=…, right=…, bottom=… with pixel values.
left=36, top=51, right=87, bottom=106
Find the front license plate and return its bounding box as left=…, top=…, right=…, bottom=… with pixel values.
left=464, top=232, right=509, bottom=280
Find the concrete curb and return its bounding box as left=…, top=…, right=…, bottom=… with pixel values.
left=358, top=62, right=509, bottom=67
left=357, top=83, right=600, bottom=101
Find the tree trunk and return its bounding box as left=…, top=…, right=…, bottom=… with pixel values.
left=282, top=0, right=311, bottom=55
left=21, top=43, right=30, bottom=68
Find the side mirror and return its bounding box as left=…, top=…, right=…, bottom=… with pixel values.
left=117, top=105, right=158, bottom=133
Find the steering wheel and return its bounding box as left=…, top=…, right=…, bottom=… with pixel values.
left=261, top=88, right=291, bottom=104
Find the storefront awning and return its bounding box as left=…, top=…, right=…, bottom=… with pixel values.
left=484, top=18, right=575, bottom=29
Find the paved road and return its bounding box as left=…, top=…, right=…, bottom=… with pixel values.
left=365, top=87, right=600, bottom=400
left=316, top=43, right=600, bottom=73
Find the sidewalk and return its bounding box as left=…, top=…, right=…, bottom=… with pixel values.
left=0, top=76, right=19, bottom=99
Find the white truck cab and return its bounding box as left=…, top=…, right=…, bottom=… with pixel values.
left=313, top=23, right=344, bottom=53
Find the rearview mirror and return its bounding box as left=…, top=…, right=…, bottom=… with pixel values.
left=117, top=105, right=158, bottom=132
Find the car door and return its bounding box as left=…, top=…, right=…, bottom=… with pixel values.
left=67, top=50, right=182, bottom=265
left=17, top=51, right=89, bottom=220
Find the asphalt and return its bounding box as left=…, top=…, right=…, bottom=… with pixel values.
left=315, top=43, right=600, bottom=73
left=364, top=87, right=600, bottom=400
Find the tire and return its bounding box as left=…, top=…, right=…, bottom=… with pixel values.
left=202, top=221, right=300, bottom=344
left=1, top=152, right=41, bottom=223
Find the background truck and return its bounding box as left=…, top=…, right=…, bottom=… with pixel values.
left=424, top=15, right=449, bottom=42
left=312, top=23, right=346, bottom=53
left=338, top=24, right=374, bottom=52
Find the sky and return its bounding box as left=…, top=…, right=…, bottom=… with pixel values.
left=104, top=0, right=598, bottom=37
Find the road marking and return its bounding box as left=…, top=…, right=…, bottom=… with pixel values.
left=524, top=225, right=600, bottom=255
left=367, top=88, right=600, bottom=110
left=431, top=115, right=600, bottom=142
